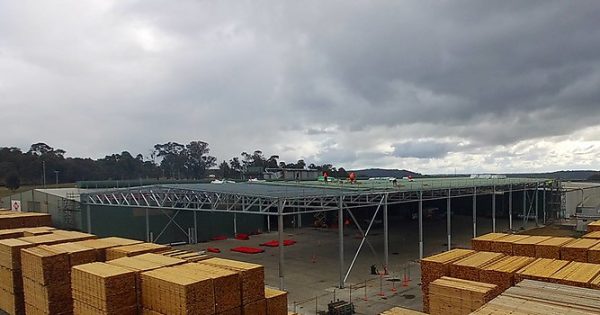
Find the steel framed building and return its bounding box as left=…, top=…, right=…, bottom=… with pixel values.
left=81, top=177, right=558, bottom=290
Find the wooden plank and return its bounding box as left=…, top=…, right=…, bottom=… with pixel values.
left=134, top=253, right=186, bottom=267
left=71, top=262, right=137, bottom=313
left=583, top=231, right=600, bottom=239
left=560, top=238, right=599, bottom=262
left=73, top=237, right=142, bottom=261
left=489, top=235, right=530, bottom=255
left=0, top=287, right=25, bottom=315
left=0, top=213, right=52, bottom=230
left=514, top=258, right=570, bottom=283
left=548, top=261, right=600, bottom=288
left=105, top=243, right=170, bottom=260
left=141, top=266, right=215, bottom=315
left=0, top=238, right=34, bottom=270
left=535, top=237, right=575, bottom=259
left=472, top=233, right=509, bottom=252
left=479, top=255, right=535, bottom=297
left=420, top=248, right=475, bottom=313
left=21, top=246, right=69, bottom=285
left=176, top=263, right=241, bottom=313
left=46, top=242, right=98, bottom=266
left=198, top=257, right=265, bottom=306
left=242, top=298, right=266, bottom=315
left=23, top=277, right=72, bottom=314
left=512, top=235, right=551, bottom=257
left=588, top=220, right=600, bottom=233
left=265, top=287, right=288, bottom=315
left=428, top=276, right=497, bottom=315
left=449, top=251, right=505, bottom=281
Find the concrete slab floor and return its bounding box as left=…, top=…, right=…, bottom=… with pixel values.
left=178, top=214, right=539, bottom=315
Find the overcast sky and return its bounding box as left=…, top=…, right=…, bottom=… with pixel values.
left=1, top=1, right=600, bottom=174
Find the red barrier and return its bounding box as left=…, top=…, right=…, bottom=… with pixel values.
left=235, top=233, right=250, bottom=240
left=207, top=247, right=221, bottom=253
left=260, top=240, right=297, bottom=247
left=230, top=246, right=264, bottom=254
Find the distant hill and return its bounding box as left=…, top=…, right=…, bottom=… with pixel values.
left=507, top=170, right=600, bottom=181
left=352, top=168, right=421, bottom=178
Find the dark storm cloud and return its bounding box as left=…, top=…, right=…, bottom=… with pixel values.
left=1, top=0, right=600, bottom=172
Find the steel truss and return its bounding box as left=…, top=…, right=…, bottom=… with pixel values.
left=81, top=181, right=555, bottom=290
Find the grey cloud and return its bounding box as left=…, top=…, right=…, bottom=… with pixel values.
left=1, top=1, right=600, bottom=172
left=392, top=140, right=460, bottom=159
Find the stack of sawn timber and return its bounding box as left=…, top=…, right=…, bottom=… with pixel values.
left=472, top=232, right=600, bottom=263
left=73, top=237, right=144, bottom=261
left=583, top=231, right=600, bottom=239
left=20, top=246, right=73, bottom=314
left=471, top=279, right=600, bottom=314
left=71, top=262, right=137, bottom=315
left=479, top=255, right=535, bottom=297
left=449, top=251, right=505, bottom=282
left=105, top=242, right=171, bottom=260
left=0, top=239, right=36, bottom=315
left=0, top=229, right=97, bottom=315
left=560, top=238, right=600, bottom=262
left=160, top=248, right=209, bottom=262
left=198, top=257, right=268, bottom=315
left=588, top=220, right=600, bottom=232
left=428, top=276, right=496, bottom=315
left=107, top=252, right=186, bottom=312
left=0, top=211, right=52, bottom=230
left=420, top=249, right=475, bottom=313
left=0, top=227, right=55, bottom=241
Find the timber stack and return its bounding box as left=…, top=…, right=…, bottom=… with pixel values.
left=420, top=249, right=475, bottom=312
left=428, top=276, right=496, bottom=315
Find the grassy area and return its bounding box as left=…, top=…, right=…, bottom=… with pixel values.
left=0, top=183, right=76, bottom=198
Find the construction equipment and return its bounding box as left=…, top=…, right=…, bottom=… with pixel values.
left=328, top=300, right=355, bottom=315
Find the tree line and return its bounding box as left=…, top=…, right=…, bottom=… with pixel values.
left=1, top=142, right=348, bottom=188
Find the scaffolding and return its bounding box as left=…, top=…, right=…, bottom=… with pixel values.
left=81, top=177, right=555, bottom=290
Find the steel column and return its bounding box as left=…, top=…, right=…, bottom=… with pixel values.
left=234, top=213, right=238, bottom=235
left=535, top=182, right=539, bottom=226
left=145, top=208, right=150, bottom=242
left=509, top=185, right=513, bottom=231
left=419, top=191, right=423, bottom=260
left=523, top=188, right=527, bottom=228
left=473, top=187, right=477, bottom=238
left=339, top=195, right=345, bottom=289
left=267, top=215, right=271, bottom=233
left=86, top=204, right=92, bottom=233
left=447, top=189, right=451, bottom=251
left=278, top=199, right=285, bottom=290
left=383, top=193, right=389, bottom=273
left=492, top=186, right=496, bottom=233
left=193, top=210, right=198, bottom=244
left=543, top=183, right=547, bottom=224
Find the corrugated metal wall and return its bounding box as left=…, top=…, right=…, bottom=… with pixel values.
left=0, top=190, right=82, bottom=230
left=84, top=205, right=266, bottom=244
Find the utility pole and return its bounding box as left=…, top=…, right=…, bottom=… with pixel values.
left=54, top=170, right=60, bottom=185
